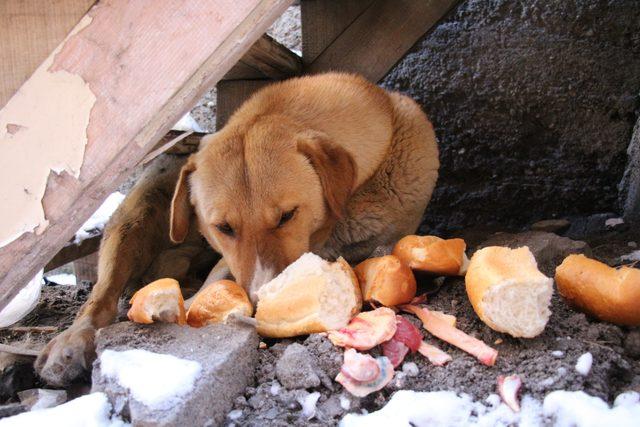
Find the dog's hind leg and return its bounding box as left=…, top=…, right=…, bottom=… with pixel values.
left=35, top=155, right=192, bottom=386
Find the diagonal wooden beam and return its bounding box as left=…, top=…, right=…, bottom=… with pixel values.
left=224, top=34, right=302, bottom=80
left=303, top=0, right=460, bottom=82
left=0, top=0, right=293, bottom=310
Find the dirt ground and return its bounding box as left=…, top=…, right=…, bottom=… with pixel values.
left=1, top=216, right=639, bottom=426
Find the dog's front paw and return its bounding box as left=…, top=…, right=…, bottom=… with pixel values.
left=35, top=320, right=96, bottom=386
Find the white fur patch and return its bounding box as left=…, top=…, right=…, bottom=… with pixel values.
left=249, top=257, right=275, bottom=302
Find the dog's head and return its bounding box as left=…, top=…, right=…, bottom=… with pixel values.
left=169, top=118, right=356, bottom=301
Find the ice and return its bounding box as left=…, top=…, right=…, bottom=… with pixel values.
left=74, top=192, right=125, bottom=243
left=99, top=349, right=201, bottom=410
left=0, top=392, right=126, bottom=427
left=575, top=352, right=593, bottom=376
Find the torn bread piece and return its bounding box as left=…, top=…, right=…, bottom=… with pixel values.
left=328, top=307, right=397, bottom=350
left=392, top=235, right=469, bottom=276
left=186, top=280, right=253, bottom=327
left=465, top=246, right=553, bottom=338
left=354, top=255, right=417, bottom=306
left=255, top=253, right=362, bottom=338
left=127, top=278, right=186, bottom=325
left=555, top=254, right=640, bottom=326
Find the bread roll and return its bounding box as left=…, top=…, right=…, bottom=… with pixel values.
left=186, top=279, right=253, bottom=327
left=354, top=255, right=416, bottom=306
left=392, top=235, right=469, bottom=276
left=127, top=278, right=186, bottom=325
left=465, top=246, right=553, bottom=338
left=555, top=254, right=640, bottom=326
left=255, top=253, right=362, bottom=338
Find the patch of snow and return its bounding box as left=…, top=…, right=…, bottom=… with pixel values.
left=543, top=390, right=640, bottom=427
left=0, top=392, right=127, bottom=427
left=75, top=192, right=125, bottom=243
left=605, top=217, right=624, bottom=228
left=298, top=392, right=321, bottom=420
left=270, top=381, right=281, bottom=396
left=402, top=362, right=419, bottom=377
left=227, top=409, right=243, bottom=421
left=172, top=113, right=204, bottom=133
left=339, top=395, right=351, bottom=410
left=552, top=350, right=564, bottom=358
left=0, top=270, right=42, bottom=327
left=341, top=389, right=640, bottom=427
left=575, top=352, right=593, bottom=376
left=99, top=349, right=201, bottom=410
left=45, top=273, right=77, bottom=286
left=620, top=250, right=640, bottom=262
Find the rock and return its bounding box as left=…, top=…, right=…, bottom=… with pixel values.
left=478, top=231, right=590, bottom=276
left=276, top=343, right=321, bottom=389
left=17, top=388, right=67, bottom=410
left=565, top=213, right=618, bottom=240
left=0, top=403, right=26, bottom=419
left=625, top=330, right=640, bottom=359
left=531, top=219, right=571, bottom=233
left=0, top=353, right=36, bottom=401
left=621, top=117, right=640, bottom=221
left=92, top=322, right=258, bottom=427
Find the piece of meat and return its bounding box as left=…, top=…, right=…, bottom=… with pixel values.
left=382, top=338, right=410, bottom=367
left=402, top=304, right=498, bottom=366
left=393, top=316, right=423, bottom=352
left=328, top=307, right=397, bottom=350
left=418, top=341, right=452, bottom=366
left=336, top=349, right=394, bottom=397
left=498, top=374, right=522, bottom=412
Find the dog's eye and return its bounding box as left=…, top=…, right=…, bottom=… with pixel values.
left=216, top=222, right=235, bottom=237
left=278, top=208, right=297, bottom=228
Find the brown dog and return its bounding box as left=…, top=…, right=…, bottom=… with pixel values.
left=35, top=72, right=439, bottom=385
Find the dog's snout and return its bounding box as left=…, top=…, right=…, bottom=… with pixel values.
left=248, top=257, right=276, bottom=303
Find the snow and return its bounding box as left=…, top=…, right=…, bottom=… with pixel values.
left=99, top=349, right=201, bottom=410
left=227, top=409, right=243, bottom=421
left=298, top=392, right=321, bottom=420
left=551, top=350, right=564, bottom=358
left=0, top=270, right=42, bottom=327
left=75, top=192, right=125, bottom=243
left=340, top=395, right=351, bottom=410
left=270, top=381, right=282, bottom=396
left=0, top=392, right=127, bottom=427
left=620, top=250, right=640, bottom=262
left=575, top=352, right=593, bottom=376
left=172, top=113, right=204, bottom=133
left=45, top=273, right=77, bottom=286
left=605, top=217, right=624, bottom=227
left=402, top=362, right=419, bottom=377
left=341, top=389, right=640, bottom=427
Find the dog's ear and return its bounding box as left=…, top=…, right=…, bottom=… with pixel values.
left=297, top=132, right=357, bottom=219
left=170, top=158, right=196, bottom=243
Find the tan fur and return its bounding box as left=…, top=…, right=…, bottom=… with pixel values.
left=36, top=72, right=439, bottom=385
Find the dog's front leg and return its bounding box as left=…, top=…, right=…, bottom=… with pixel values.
left=184, top=258, right=231, bottom=310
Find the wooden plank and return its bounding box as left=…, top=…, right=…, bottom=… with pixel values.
left=45, top=235, right=101, bottom=272
left=304, top=0, right=460, bottom=82
left=0, top=0, right=293, bottom=310
left=224, top=34, right=302, bottom=80
left=300, top=0, right=374, bottom=65
left=216, top=80, right=272, bottom=129
left=73, top=252, right=98, bottom=284
left=0, top=0, right=96, bottom=108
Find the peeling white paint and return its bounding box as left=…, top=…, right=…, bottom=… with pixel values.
left=0, top=16, right=95, bottom=248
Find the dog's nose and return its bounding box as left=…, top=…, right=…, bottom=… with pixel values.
left=247, top=257, right=276, bottom=304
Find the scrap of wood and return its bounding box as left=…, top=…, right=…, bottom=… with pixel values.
left=45, top=235, right=101, bottom=272
left=224, top=34, right=302, bottom=80
left=0, top=0, right=293, bottom=311
left=5, top=326, right=59, bottom=334
left=304, top=0, right=460, bottom=82
left=0, top=0, right=96, bottom=108
left=0, top=343, right=41, bottom=357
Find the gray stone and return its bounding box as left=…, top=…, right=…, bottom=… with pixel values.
left=621, top=117, right=640, bottom=221
left=91, top=322, right=258, bottom=427
left=479, top=231, right=590, bottom=276
left=276, top=343, right=321, bottom=389
left=530, top=219, right=571, bottom=233
left=625, top=330, right=640, bottom=360
left=0, top=403, right=26, bottom=419
left=382, top=0, right=640, bottom=233
left=17, top=388, right=67, bottom=410
left=0, top=353, right=36, bottom=401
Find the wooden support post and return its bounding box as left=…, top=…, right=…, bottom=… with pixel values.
left=302, top=0, right=460, bottom=82
left=73, top=252, right=99, bottom=284
left=0, top=0, right=293, bottom=310
left=216, top=80, right=273, bottom=129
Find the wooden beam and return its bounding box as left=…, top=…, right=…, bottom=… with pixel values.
left=0, top=0, right=293, bottom=310
left=224, top=34, right=302, bottom=80
left=45, top=235, right=101, bottom=272
left=216, top=80, right=272, bottom=129
left=0, top=0, right=96, bottom=108
left=303, top=0, right=460, bottom=82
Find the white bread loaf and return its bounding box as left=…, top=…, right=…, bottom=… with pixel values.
left=465, top=246, right=553, bottom=338
left=393, top=235, right=469, bottom=276
left=354, top=255, right=416, bottom=306
left=186, top=279, right=253, bottom=327
left=255, top=253, right=362, bottom=338
left=127, top=278, right=186, bottom=325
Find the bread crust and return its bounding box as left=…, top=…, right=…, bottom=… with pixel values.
left=127, top=278, right=186, bottom=325
left=392, top=235, right=467, bottom=276
left=555, top=254, right=640, bottom=326
left=255, top=257, right=362, bottom=338
left=354, top=255, right=416, bottom=306
left=186, top=279, right=253, bottom=327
